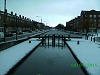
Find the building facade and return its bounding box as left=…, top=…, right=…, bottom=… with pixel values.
left=66, top=10, right=100, bottom=33
left=0, top=9, right=45, bottom=33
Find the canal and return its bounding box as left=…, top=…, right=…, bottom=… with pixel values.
left=12, top=30, right=85, bottom=75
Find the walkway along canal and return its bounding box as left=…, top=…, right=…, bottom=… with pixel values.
left=11, top=30, right=86, bottom=75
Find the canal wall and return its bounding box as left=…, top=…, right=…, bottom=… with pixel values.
left=0, top=38, right=42, bottom=75
left=7, top=39, right=43, bottom=75
left=0, top=30, right=49, bottom=51
left=65, top=38, right=100, bottom=75
left=0, top=38, right=28, bottom=51
left=65, top=41, right=89, bottom=75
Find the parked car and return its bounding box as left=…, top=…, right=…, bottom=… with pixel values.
left=17, top=31, right=23, bottom=35
left=27, top=30, right=32, bottom=33
left=5, top=32, right=13, bottom=37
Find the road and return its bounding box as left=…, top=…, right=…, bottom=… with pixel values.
left=43, top=29, right=84, bottom=37
left=0, top=30, right=46, bottom=43
left=5, top=32, right=34, bottom=41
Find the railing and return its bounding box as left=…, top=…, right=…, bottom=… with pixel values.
left=0, top=30, right=50, bottom=51
left=0, top=38, right=28, bottom=51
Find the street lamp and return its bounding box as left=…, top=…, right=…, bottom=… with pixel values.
left=36, top=16, right=42, bottom=23
left=43, top=21, right=48, bottom=29
left=4, top=0, right=6, bottom=42
left=43, top=21, right=47, bottom=25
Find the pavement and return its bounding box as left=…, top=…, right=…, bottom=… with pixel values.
left=0, top=38, right=41, bottom=75
left=67, top=36, right=100, bottom=75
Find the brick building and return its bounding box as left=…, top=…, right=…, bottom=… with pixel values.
left=0, top=11, right=4, bottom=32
left=66, top=10, right=100, bottom=33
left=0, top=10, right=45, bottom=33
left=66, top=16, right=81, bottom=32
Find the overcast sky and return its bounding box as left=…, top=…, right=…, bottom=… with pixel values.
left=0, top=0, right=100, bottom=27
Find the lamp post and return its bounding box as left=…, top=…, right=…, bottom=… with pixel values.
left=4, top=0, right=6, bottom=42
left=43, top=21, right=47, bottom=25
left=15, top=13, right=18, bottom=40
left=44, top=21, right=46, bottom=29
left=36, top=16, right=42, bottom=23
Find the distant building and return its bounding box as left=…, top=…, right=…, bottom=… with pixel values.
left=66, top=10, right=100, bottom=33
left=0, top=11, right=4, bottom=32
left=37, top=23, right=45, bottom=30
left=0, top=10, right=45, bottom=33
left=80, top=10, right=100, bottom=33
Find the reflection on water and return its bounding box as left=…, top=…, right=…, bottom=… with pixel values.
left=13, top=43, right=85, bottom=75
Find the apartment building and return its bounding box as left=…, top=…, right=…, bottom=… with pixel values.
left=66, top=10, right=100, bottom=33
left=0, top=9, right=44, bottom=33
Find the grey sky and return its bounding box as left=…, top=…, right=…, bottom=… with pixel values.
left=0, top=0, right=100, bottom=27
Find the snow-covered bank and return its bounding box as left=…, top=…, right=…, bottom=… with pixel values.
left=67, top=38, right=100, bottom=75
left=0, top=38, right=41, bottom=75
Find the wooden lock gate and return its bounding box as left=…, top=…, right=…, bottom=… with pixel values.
left=28, top=34, right=82, bottom=47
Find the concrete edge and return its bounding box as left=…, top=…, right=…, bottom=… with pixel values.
left=6, top=41, right=42, bottom=75
left=65, top=41, right=89, bottom=75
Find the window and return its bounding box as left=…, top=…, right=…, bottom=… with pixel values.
left=98, top=24, right=100, bottom=26
left=0, top=16, right=1, bottom=20
left=0, top=27, right=4, bottom=32
left=89, top=15, right=92, bottom=18
left=90, top=19, right=92, bottom=22
left=10, top=18, right=12, bottom=21
left=7, top=17, right=9, bottom=20
left=98, top=15, right=100, bottom=17
left=93, top=15, right=96, bottom=18
left=94, top=19, right=96, bottom=22
left=98, top=20, right=100, bottom=22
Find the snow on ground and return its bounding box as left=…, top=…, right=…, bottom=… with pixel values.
left=0, top=38, right=41, bottom=75
left=98, top=33, right=100, bottom=37
left=67, top=37, right=100, bottom=75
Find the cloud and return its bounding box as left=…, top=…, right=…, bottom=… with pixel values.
left=1, top=0, right=100, bottom=27
left=28, top=0, right=100, bottom=26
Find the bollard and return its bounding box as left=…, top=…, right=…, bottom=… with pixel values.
left=87, top=35, right=88, bottom=40
left=77, top=40, right=79, bottom=44
left=68, top=35, right=70, bottom=39
left=85, top=34, right=88, bottom=40
left=29, top=40, right=31, bottom=43
left=93, top=37, right=95, bottom=42
left=42, top=38, right=44, bottom=46
left=91, top=37, right=92, bottom=41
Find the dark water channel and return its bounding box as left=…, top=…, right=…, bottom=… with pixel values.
left=12, top=30, right=85, bottom=75
left=13, top=42, right=85, bottom=75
